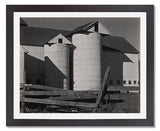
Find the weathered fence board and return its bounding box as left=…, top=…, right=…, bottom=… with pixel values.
left=93, top=66, right=110, bottom=112
left=22, top=84, right=139, bottom=95
left=20, top=66, right=138, bottom=113
left=21, top=98, right=96, bottom=108
left=49, top=95, right=96, bottom=101
left=21, top=90, right=98, bottom=97
left=23, top=84, right=62, bottom=91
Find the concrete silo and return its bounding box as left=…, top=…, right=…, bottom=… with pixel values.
left=44, top=34, right=72, bottom=90
left=73, top=32, right=102, bottom=91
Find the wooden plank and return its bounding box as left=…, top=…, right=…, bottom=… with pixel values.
left=24, top=84, right=62, bottom=91
left=49, top=95, right=96, bottom=101
left=23, top=84, right=32, bottom=86
left=21, top=98, right=96, bottom=108
left=93, top=66, right=110, bottom=112
left=21, top=90, right=100, bottom=97
left=24, top=84, right=100, bottom=94
left=20, top=96, right=97, bottom=101
left=101, top=67, right=110, bottom=89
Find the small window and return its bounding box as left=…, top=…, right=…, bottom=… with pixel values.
left=123, top=80, right=126, bottom=84
left=128, top=80, right=132, bottom=85
left=117, top=80, right=120, bottom=85
left=134, top=80, right=136, bottom=84
left=109, top=80, right=113, bottom=85
left=58, top=38, right=63, bottom=43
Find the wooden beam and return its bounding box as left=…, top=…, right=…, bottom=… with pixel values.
left=22, top=84, right=100, bottom=93
left=93, top=66, right=110, bottom=112
left=21, top=90, right=99, bottom=97
left=50, top=96, right=96, bottom=101
left=24, top=84, right=62, bottom=91
left=21, top=98, right=96, bottom=108
left=101, top=66, right=110, bottom=89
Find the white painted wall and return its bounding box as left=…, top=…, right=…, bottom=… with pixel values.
left=21, top=45, right=45, bottom=85
left=20, top=46, right=26, bottom=84
left=48, top=33, right=72, bottom=44
left=123, top=54, right=139, bottom=86
left=22, top=45, right=44, bottom=61
left=87, top=21, right=111, bottom=35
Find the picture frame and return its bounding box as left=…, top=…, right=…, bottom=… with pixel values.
left=6, top=5, right=154, bottom=126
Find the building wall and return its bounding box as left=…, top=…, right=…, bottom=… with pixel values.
left=20, top=46, right=26, bottom=84
left=22, top=45, right=44, bottom=61
left=73, top=32, right=101, bottom=91
left=22, top=45, right=45, bottom=85
left=123, top=54, right=139, bottom=86
left=102, top=48, right=139, bottom=87
left=21, top=40, right=139, bottom=89
left=102, top=47, right=129, bottom=87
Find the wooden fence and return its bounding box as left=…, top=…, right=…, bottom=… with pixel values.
left=20, top=66, right=139, bottom=113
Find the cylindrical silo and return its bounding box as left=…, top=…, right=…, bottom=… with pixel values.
left=73, top=32, right=101, bottom=91
left=44, top=43, right=70, bottom=90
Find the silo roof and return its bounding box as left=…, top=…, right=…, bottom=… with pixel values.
left=66, top=21, right=97, bottom=36
left=102, top=36, right=139, bottom=54
left=67, top=20, right=110, bottom=36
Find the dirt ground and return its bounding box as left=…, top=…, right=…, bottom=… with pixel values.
left=105, top=93, right=140, bottom=113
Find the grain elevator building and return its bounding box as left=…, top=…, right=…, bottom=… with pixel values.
left=20, top=19, right=139, bottom=91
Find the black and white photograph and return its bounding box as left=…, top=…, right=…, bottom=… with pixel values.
left=20, top=17, right=140, bottom=113
left=6, top=5, right=154, bottom=126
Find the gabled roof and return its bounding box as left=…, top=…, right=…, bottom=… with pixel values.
left=48, top=34, right=72, bottom=44
left=67, top=21, right=110, bottom=36
left=102, top=46, right=133, bottom=62
left=20, top=26, right=71, bottom=46
left=20, top=20, right=139, bottom=54
left=102, top=36, right=139, bottom=54
left=67, top=21, right=97, bottom=36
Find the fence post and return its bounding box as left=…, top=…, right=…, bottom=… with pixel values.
left=21, top=85, right=25, bottom=113
left=92, top=66, right=110, bottom=112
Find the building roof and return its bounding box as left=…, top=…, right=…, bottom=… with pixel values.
left=67, top=21, right=97, bottom=36
left=20, top=20, right=139, bottom=54
left=102, top=36, right=139, bottom=54
left=20, top=18, right=28, bottom=26
left=67, top=20, right=110, bottom=36
left=48, top=34, right=72, bottom=45
left=20, top=26, right=71, bottom=46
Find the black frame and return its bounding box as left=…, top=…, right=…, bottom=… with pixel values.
left=6, top=5, right=154, bottom=126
